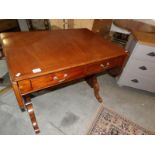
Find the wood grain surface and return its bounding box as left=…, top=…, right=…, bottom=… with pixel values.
left=113, top=19, right=155, bottom=33
left=132, top=31, right=155, bottom=46
left=0, top=29, right=126, bottom=82
left=0, top=28, right=127, bottom=133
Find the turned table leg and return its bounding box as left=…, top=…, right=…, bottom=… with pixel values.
left=85, top=75, right=103, bottom=103
left=12, top=82, right=26, bottom=112
left=24, top=96, right=40, bottom=134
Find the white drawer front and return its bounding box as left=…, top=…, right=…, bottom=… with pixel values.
left=132, top=43, right=155, bottom=62
left=118, top=72, right=155, bottom=93
left=124, top=58, right=155, bottom=78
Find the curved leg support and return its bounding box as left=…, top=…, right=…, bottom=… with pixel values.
left=85, top=75, right=103, bottom=103
left=92, top=77, right=103, bottom=103
left=12, top=82, right=26, bottom=112
left=25, top=96, right=40, bottom=134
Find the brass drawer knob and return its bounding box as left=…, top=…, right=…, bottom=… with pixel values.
left=58, top=79, right=66, bottom=83
left=100, top=64, right=105, bottom=68
left=106, top=62, right=110, bottom=66
left=64, top=73, right=68, bottom=78
left=53, top=76, right=58, bottom=80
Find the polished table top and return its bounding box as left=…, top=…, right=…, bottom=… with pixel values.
left=0, top=28, right=127, bottom=134
left=0, top=28, right=125, bottom=82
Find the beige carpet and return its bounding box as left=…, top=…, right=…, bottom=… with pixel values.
left=88, top=105, right=154, bottom=135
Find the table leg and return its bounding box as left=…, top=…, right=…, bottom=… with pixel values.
left=12, top=82, right=26, bottom=112
left=85, top=75, right=103, bottom=103
left=25, top=96, right=40, bottom=134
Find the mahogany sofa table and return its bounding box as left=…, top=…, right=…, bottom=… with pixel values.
left=0, top=29, right=127, bottom=134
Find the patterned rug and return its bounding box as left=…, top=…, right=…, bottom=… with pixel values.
left=88, top=105, right=154, bottom=135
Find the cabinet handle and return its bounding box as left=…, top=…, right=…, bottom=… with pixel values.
left=139, top=66, right=147, bottom=70
left=131, top=79, right=139, bottom=83
left=147, top=52, right=155, bottom=57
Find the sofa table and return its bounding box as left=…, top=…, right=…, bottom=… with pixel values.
left=0, top=29, right=127, bottom=134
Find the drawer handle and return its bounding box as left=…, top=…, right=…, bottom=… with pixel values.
left=53, top=74, right=68, bottom=83
left=64, top=73, right=68, bottom=78
left=147, top=52, right=155, bottom=57
left=53, top=77, right=66, bottom=83
left=58, top=79, right=66, bottom=83
left=131, top=79, right=139, bottom=83
left=53, top=76, right=59, bottom=80
left=53, top=74, right=68, bottom=80
left=106, top=62, right=110, bottom=66
left=100, top=64, right=105, bottom=68
left=139, top=66, right=147, bottom=70
left=100, top=62, right=110, bottom=68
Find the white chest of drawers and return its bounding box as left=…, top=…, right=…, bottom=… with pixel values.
left=117, top=32, right=155, bottom=93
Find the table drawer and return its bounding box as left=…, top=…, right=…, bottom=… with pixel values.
left=31, top=67, right=85, bottom=91
left=133, top=43, right=155, bottom=62
left=118, top=72, right=155, bottom=93
left=124, top=58, right=155, bottom=78
left=18, top=80, right=32, bottom=93
left=86, top=57, right=122, bottom=75
left=18, top=66, right=85, bottom=94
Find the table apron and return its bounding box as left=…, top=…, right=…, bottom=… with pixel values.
left=17, top=56, right=125, bottom=95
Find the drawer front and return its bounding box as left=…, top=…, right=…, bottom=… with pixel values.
left=18, top=80, right=32, bottom=93
left=86, top=61, right=107, bottom=75
left=30, top=66, right=85, bottom=92
left=118, top=72, right=155, bottom=93
left=132, top=43, right=155, bottom=62
left=124, top=58, right=155, bottom=78
left=18, top=56, right=125, bottom=94
left=86, top=57, right=124, bottom=75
